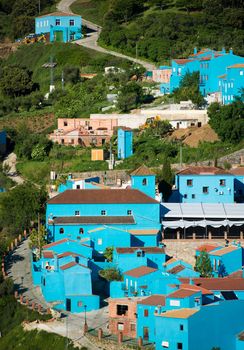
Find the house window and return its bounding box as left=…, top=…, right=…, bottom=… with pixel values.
left=219, top=179, right=226, bottom=186
left=144, top=309, right=149, bottom=317
left=43, top=278, right=45, bottom=286
left=101, top=210, right=107, bottom=216
left=202, top=186, right=209, bottom=194
left=61, top=139, right=64, bottom=144
left=64, top=121, right=68, bottom=126
left=78, top=301, right=82, bottom=307
left=142, top=178, right=147, bottom=186
left=187, top=179, right=193, bottom=186
left=70, top=139, right=74, bottom=144
left=180, top=324, right=184, bottom=331
left=117, top=305, right=128, bottom=316
left=59, top=228, right=64, bottom=234
left=117, top=323, right=124, bottom=331
left=46, top=20, right=49, bottom=26
left=192, top=194, right=195, bottom=199
left=79, top=228, right=84, bottom=234
left=75, top=210, right=80, bottom=216
left=170, top=299, right=180, bottom=306
left=162, top=341, right=169, bottom=348
left=177, top=343, right=183, bottom=350
left=56, top=19, right=61, bottom=25
left=76, top=185, right=80, bottom=189
left=127, top=210, right=132, bottom=215
left=130, top=323, right=136, bottom=331
left=70, top=19, right=75, bottom=26
left=98, top=238, right=102, bottom=245
left=183, top=194, right=187, bottom=199
left=137, top=251, right=142, bottom=257
left=240, top=71, right=243, bottom=76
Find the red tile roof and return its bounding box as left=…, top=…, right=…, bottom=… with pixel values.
left=196, top=244, right=218, bottom=253
left=227, top=270, right=243, bottom=279
left=57, top=251, right=84, bottom=259
left=181, top=278, right=244, bottom=291
left=119, top=127, right=133, bottom=131
left=130, top=165, right=155, bottom=176
left=48, top=189, right=158, bottom=204
left=218, top=74, right=227, bottom=79
left=177, top=166, right=231, bottom=175
left=138, top=295, right=166, bottom=306
left=128, top=229, right=159, bottom=236
left=167, top=289, right=199, bottom=299
left=60, top=262, right=89, bottom=270
left=174, top=59, right=194, bottom=65
left=179, top=284, right=213, bottom=295
left=164, top=257, right=178, bottom=266
left=209, top=246, right=239, bottom=256
left=228, top=63, right=244, bottom=69
left=116, top=247, right=165, bottom=254
left=43, top=238, right=77, bottom=249
left=124, top=266, right=158, bottom=278
left=167, top=265, right=185, bottom=274
left=159, top=308, right=199, bottom=319
left=37, top=11, right=80, bottom=18
left=53, top=216, right=135, bottom=225
left=42, top=251, right=54, bottom=259
left=229, top=167, right=244, bottom=176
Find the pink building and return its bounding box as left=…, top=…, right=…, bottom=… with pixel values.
left=152, top=67, right=172, bottom=83
left=49, top=118, right=118, bottom=147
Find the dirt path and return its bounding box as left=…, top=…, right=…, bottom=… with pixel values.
left=2, top=152, right=24, bottom=185
left=57, top=0, right=156, bottom=71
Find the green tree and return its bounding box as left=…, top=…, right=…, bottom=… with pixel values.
left=104, top=247, right=114, bottom=262
left=195, top=250, right=213, bottom=277
left=158, top=156, right=173, bottom=202
left=0, top=184, right=47, bottom=234
left=99, top=268, right=123, bottom=281
left=117, top=81, right=144, bottom=112
left=31, top=144, right=47, bottom=161
left=63, top=66, right=80, bottom=84
left=0, top=65, right=36, bottom=98
left=29, top=224, right=47, bottom=259
left=208, top=101, right=244, bottom=144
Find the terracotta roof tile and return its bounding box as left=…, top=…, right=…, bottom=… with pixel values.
left=177, top=166, right=231, bottom=175
left=167, top=289, right=199, bottom=299
left=164, top=257, right=178, bottom=266
left=48, top=189, right=158, bottom=204
left=43, top=238, right=77, bottom=249
left=185, top=278, right=244, bottom=291
left=158, top=308, right=199, bottom=319
left=128, top=229, right=159, bottom=236
left=42, top=251, right=54, bottom=259
left=179, top=284, right=213, bottom=295
left=167, top=265, right=185, bottom=274
left=57, top=251, right=84, bottom=259
left=209, top=246, right=239, bottom=256
left=60, top=262, right=89, bottom=270
left=227, top=270, right=243, bottom=279
left=229, top=167, right=244, bottom=176
left=124, top=266, right=158, bottom=278
left=174, top=59, right=194, bottom=64
left=130, top=165, right=155, bottom=176
left=196, top=244, right=218, bottom=253
left=138, top=295, right=166, bottom=306
left=116, top=247, right=165, bottom=254
left=228, top=63, right=244, bottom=69
left=53, top=216, right=135, bottom=225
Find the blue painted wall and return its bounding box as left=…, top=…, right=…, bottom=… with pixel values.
left=0, top=130, right=6, bottom=154
left=174, top=173, right=234, bottom=203
left=219, top=64, right=244, bottom=105
left=131, top=175, right=156, bottom=199
left=209, top=246, right=243, bottom=277
left=117, top=128, right=133, bottom=159
left=35, top=13, right=82, bottom=42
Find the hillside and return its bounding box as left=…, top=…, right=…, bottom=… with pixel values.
left=72, top=0, right=244, bottom=63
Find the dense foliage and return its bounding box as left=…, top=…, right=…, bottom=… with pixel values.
left=99, top=267, right=123, bottom=281
left=208, top=100, right=244, bottom=144
left=158, top=156, right=173, bottom=202
left=98, top=0, right=244, bottom=62
left=195, top=250, right=213, bottom=277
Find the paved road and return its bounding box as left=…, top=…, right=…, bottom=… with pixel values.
left=2, top=152, right=24, bottom=185
left=57, top=0, right=156, bottom=71
left=6, top=238, right=109, bottom=349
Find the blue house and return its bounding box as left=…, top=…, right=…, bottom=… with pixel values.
left=230, top=167, right=244, bottom=202
left=113, top=246, right=166, bottom=272
left=155, top=300, right=244, bottom=350
left=46, top=187, right=161, bottom=255
left=172, top=166, right=234, bottom=203
left=164, top=258, right=200, bottom=278
left=0, top=130, right=6, bottom=155
left=58, top=175, right=100, bottom=193
left=131, top=165, right=156, bottom=199
left=218, top=63, right=244, bottom=105
left=31, top=239, right=99, bottom=312
left=35, top=12, right=82, bottom=43
left=117, top=127, right=133, bottom=160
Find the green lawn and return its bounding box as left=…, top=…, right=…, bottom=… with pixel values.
left=70, top=0, right=110, bottom=26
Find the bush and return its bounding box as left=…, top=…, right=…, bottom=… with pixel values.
left=99, top=268, right=123, bottom=281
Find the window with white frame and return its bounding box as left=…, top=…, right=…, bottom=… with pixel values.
left=70, top=19, right=75, bottom=26
left=75, top=210, right=80, bottom=216
left=240, top=71, right=243, bottom=76
left=98, top=238, right=102, bottom=245
left=56, top=19, right=61, bottom=26
left=162, top=341, right=169, bottom=348
left=46, top=20, right=49, bottom=26
left=101, top=210, right=107, bottom=216
left=117, top=323, right=124, bottom=331
left=127, top=210, right=132, bottom=215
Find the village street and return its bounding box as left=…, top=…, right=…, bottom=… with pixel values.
left=57, top=0, right=157, bottom=71
left=6, top=238, right=109, bottom=349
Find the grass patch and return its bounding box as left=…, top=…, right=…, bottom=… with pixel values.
left=16, top=161, right=51, bottom=185
left=71, top=0, right=110, bottom=26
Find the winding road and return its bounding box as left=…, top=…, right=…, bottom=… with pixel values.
left=57, top=0, right=157, bottom=71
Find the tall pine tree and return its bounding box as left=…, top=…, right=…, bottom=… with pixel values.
left=158, top=156, right=173, bottom=202
left=195, top=250, right=213, bottom=277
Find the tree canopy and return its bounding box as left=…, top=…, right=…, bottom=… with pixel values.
left=195, top=250, right=213, bottom=277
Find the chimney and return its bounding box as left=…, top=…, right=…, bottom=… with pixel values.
left=194, top=47, right=197, bottom=55
left=222, top=47, right=226, bottom=53
left=68, top=173, right=72, bottom=180
left=229, top=48, right=233, bottom=55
